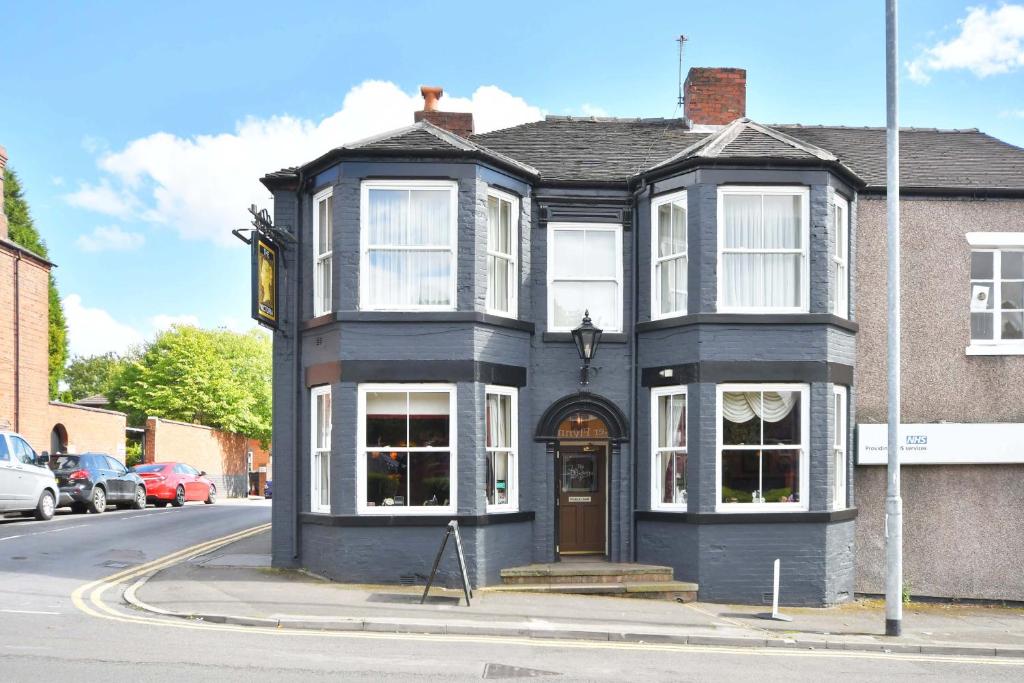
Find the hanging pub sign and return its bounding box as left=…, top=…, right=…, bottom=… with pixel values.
left=251, top=235, right=279, bottom=330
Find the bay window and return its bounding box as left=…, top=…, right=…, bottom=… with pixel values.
left=833, top=386, right=848, bottom=510
left=358, top=384, right=456, bottom=514
left=487, top=189, right=518, bottom=317
left=718, top=186, right=809, bottom=312
left=360, top=180, right=458, bottom=310
left=310, top=385, right=331, bottom=513
left=485, top=386, right=517, bottom=511
left=832, top=195, right=849, bottom=318
left=547, top=223, right=623, bottom=332
left=717, top=384, right=809, bottom=511
left=651, top=386, right=687, bottom=510
left=313, top=187, right=333, bottom=316
left=969, top=244, right=1024, bottom=353
left=652, top=191, right=688, bottom=318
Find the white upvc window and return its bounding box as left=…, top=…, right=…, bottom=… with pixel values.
left=967, top=234, right=1024, bottom=355
left=651, top=191, right=688, bottom=319
left=357, top=384, right=457, bottom=515
left=310, top=385, right=332, bottom=513
left=833, top=386, right=848, bottom=510
left=716, top=383, right=810, bottom=512
left=651, top=386, right=687, bottom=510
left=485, top=385, right=518, bottom=512
left=832, top=195, right=850, bottom=318
left=313, top=187, right=333, bottom=316
left=547, top=223, right=623, bottom=332
left=486, top=189, right=519, bottom=318
left=717, top=186, right=810, bottom=313
left=360, top=180, right=458, bottom=311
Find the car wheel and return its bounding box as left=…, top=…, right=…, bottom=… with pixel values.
left=204, top=485, right=217, bottom=505
left=70, top=502, right=87, bottom=514
left=131, top=485, right=146, bottom=510
left=88, top=486, right=107, bottom=514
left=171, top=485, right=186, bottom=507
left=34, top=491, right=56, bottom=521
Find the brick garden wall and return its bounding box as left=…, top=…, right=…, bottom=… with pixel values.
left=46, top=402, right=127, bottom=461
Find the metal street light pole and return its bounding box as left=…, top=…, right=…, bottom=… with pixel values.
left=885, top=0, right=904, bottom=638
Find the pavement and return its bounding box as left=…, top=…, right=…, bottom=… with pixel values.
left=128, top=529, right=1024, bottom=659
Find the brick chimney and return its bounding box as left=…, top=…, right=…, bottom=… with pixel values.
left=0, top=145, right=8, bottom=240
left=413, top=86, right=474, bottom=138
left=684, top=68, right=746, bottom=127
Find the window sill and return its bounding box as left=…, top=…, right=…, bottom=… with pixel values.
left=485, top=506, right=520, bottom=514
left=715, top=505, right=809, bottom=514
left=650, top=505, right=688, bottom=513
left=358, top=507, right=457, bottom=516
left=542, top=332, right=629, bottom=343
left=966, top=344, right=1024, bottom=356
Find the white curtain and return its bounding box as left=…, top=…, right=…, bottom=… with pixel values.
left=722, top=194, right=801, bottom=308
left=721, top=391, right=797, bottom=424
left=658, top=394, right=686, bottom=448
left=486, top=393, right=510, bottom=449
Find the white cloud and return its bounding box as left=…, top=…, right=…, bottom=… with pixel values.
left=69, top=81, right=544, bottom=247
left=218, top=315, right=257, bottom=334
left=63, top=294, right=145, bottom=357
left=1000, top=108, right=1024, bottom=118
left=51, top=176, right=64, bottom=187
left=75, top=225, right=145, bottom=252
left=150, top=314, right=201, bottom=331
left=908, top=4, right=1024, bottom=83
left=578, top=103, right=610, bottom=118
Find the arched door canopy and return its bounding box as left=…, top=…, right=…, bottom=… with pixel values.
left=535, top=392, right=629, bottom=443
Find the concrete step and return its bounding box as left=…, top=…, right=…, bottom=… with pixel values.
left=500, top=562, right=674, bottom=586
left=487, top=580, right=699, bottom=602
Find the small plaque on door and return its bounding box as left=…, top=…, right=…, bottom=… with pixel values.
left=568, top=496, right=592, bottom=503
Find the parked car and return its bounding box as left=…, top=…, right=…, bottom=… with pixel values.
left=130, top=462, right=216, bottom=507
left=0, top=430, right=59, bottom=520
left=53, top=453, right=146, bottom=514
left=264, top=479, right=272, bottom=499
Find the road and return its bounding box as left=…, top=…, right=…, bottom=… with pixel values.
left=1, top=502, right=1021, bottom=682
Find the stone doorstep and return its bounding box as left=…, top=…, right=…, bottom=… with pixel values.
left=503, top=572, right=674, bottom=585
left=500, top=563, right=674, bottom=578
left=486, top=581, right=699, bottom=601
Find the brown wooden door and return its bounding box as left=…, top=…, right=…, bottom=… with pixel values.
left=557, top=444, right=606, bottom=554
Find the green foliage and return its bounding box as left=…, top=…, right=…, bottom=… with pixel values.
left=111, top=325, right=272, bottom=442
left=60, top=352, right=132, bottom=403
left=4, top=168, right=69, bottom=397
left=125, top=441, right=142, bottom=468
left=902, top=581, right=912, bottom=604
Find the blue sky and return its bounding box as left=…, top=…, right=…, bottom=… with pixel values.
left=1, top=1, right=1022, bottom=357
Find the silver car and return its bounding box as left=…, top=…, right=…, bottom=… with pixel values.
left=0, top=430, right=59, bottom=520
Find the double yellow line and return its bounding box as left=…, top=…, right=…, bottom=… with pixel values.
left=67, top=526, right=1024, bottom=666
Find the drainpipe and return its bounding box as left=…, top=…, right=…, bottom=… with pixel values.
left=629, top=179, right=649, bottom=561
left=13, top=252, right=21, bottom=431
left=292, top=169, right=305, bottom=562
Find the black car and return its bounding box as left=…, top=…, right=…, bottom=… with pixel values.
left=53, top=453, right=147, bottom=514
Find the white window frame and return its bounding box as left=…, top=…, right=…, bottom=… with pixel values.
left=715, top=383, right=810, bottom=513
left=313, top=187, right=333, bottom=317
left=485, top=188, right=519, bottom=318
left=546, top=222, right=624, bottom=332
left=833, top=386, right=848, bottom=510
left=651, top=190, right=688, bottom=320
left=484, top=385, right=518, bottom=512
left=310, top=385, right=332, bottom=513
left=966, top=232, right=1024, bottom=356
left=359, top=179, right=459, bottom=312
left=356, top=383, right=457, bottom=515
left=832, top=195, right=850, bottom=319
left=716, top=186, right=810, bottom=314
left=650, top=385, right=688, bottom=511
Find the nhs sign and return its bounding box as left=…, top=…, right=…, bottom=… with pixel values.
left=858, top=423, right=1024, bottom=465
left=906, top=435, right=928, bottom=445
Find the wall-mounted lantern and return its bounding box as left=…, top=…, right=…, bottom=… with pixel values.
left=571, top=310, right=603, bottom=385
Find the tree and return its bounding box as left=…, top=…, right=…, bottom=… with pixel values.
left=60, top=352, right=132, bottom=403
left=4, top=168, right=69, bottom=397
left=111, top=326, right=272, bottom=442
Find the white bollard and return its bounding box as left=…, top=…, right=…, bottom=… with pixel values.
left=760, top=558, right=792, bottom=622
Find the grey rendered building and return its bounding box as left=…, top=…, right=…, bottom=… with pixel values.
left=261, top=68, right=1024, bottom=605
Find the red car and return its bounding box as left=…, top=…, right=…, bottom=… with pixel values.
left=131, top=462, right=217, bottom=506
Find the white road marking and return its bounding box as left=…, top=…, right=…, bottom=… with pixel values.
left=0, top=609, right=61, bottom=615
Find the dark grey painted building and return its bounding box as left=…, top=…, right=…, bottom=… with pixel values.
left=259, top=68, right=1023, bottom=605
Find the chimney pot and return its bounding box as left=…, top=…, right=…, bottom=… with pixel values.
left=414, top=85, right=474, bottom=138
left=684, top=67, right=747, bottom=127
left=420, top=85, right=443, bottom=112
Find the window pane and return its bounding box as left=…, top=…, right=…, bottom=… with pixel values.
left=762, top=195, right=801, bottom=248
left=658, top=203, right=686, bottom=257
left=366, top=452, right=407, bottom=506
left=762, top=391, right=800, bottom=445
left=1001, top=282, right=1024, bottom=310
left=834, top=204, right=846, bottom=259
left=318, top=196, right=331, bottom=256
left=833, top=393, right=843, bottom=448
left=1003, top=251, right=1024, bottom=279
left=316, top=256, right=331, bottom=313
left=488, top=195, right=500, bottom=250
left=1002, top=312, right=1024, bottom=340
left=499, top=198, right=513, bottom=254
left=486, top=393, right=512, bottom=448
left=762, top=449, right=800, bottom=503
left=487, top=452, right=510, bottom=506
left=550, top=230, right=585, bottom=278
left=970, top=251, right=994, bottom=279
left=971, top=312, right=994, bottom=340
left=721, top=450, right=759, bottom=503
left=365, top=392, right=406, bottom=447
left=722, top=253, right=800, bottom=308
left=408, top=392, right=450, bottom=447
left=723, top=194, right=762, bottom=248
left=585, top=230, right=617, bottom=278
left=488, top=255, right=510, bottom=312
left=408, top=189, right=451, bottom=246
left=316, top=452, right=330, bottom=508
left=367, top=189, right=407, bottom=245
left=657, top=393, right=686, bottom=448
left=367, top=250, right=451, bottom=307
left=971, top=282, right=993, bottom=310
left=561, top=453, right=597, bottom=492
left=316, top=392, right=332, bottom=449
left=551, top=280, right=618, bottom=330
left=722, top=392, right=762, bottom=445
left=409, top=452, right=450, bottom=506
left=659, top=451, right=687, bottom=505
left=673, top=204, right=687, bottom=253
left=658, top=256, right=687, bottom=314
